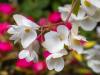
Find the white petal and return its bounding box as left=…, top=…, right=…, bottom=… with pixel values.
left=79, top=18, right=97, bottom=31
left=58, top=5, right=71, bottom=21
left=87, top=0, right=100, bottom=8
left=73, top=35, right=87, bottom=41
left=91, top=10, right=100, bottom=22
left=26, top=51, right=38, bottom=62
left=18, top=50, right=29, bottom=59
left=58, top=49, right=68, bottom=56
left=81, top=0, right=96, bottom=16
left=57, top=25, right=69, bottom=37
left=72, top=7, right=87, bottom=20
left=10, top=34, right=20, bottom=44
left=13, top=14, right=39, bottom=28
left=71, top=45, right=84, bottom=54
left=71, top=22, right=79, bottom=35
left=42, top=40, right=64, bottom=53
left=21, top=30, right=37, bottom=48
left=7, top=26, right=17, bottom=34
left=44, top=31, right=57, bottom=41
left=61, top=12, right=68, bottom=21
left=26, top=40, right=40, bottom=53
left=52, top=49, right=68, bottom=58
left=97, top=26, right=100, bottom=37
left=54, top=57, right=64, bottom=72
left=46, top=55, right=54, bottom=70
left=87, top=60, right=100, bottom=73
left=83, top=48, right=100, bottom=60
left=83, top=6, right=96, bottom=16
left=46, top=55, right=64, bottom=72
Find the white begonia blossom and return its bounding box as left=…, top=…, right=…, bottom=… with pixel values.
left=7, top=14, right=40, bottom=48
left=46, top=49, right=68, bottom=72
left=69, top=25, right=87, bottom=54
left=18, top=40, right=40, bottom=62
left=59, top=4, right=100, bottom=31
left=83, top=45, right=100, bottom=73
left=18, top=50, right=38, bottom=62
left=42, top=25, right=69, bottom=53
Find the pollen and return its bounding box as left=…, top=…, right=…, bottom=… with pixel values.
left=58, top=34, right=65, bottom=41
left=24, top=27, right=31, bottom=33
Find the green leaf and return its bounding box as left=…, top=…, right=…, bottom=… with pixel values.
left=72, top=0, right=80, bottom=15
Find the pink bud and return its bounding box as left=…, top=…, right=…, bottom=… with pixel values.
left=32, top=61, right=47, bottom=73
left=0, top=3, right=15, bottom=15
left=27, top=16, right=35, bottom=21
left=0, top=22, right=10, bottom=35
left=0, top=41, right=13, bottom=52
left=16, top=59, right=33, bottom=68
left=43, top=51, right=51, bottom=58
left=66, top=21, right=72, bottom=30
left=38, top=18, right=47, bottom=26
left=37, top=35, right=44, bottom=42
left=48, top=11, right=61, bottom=23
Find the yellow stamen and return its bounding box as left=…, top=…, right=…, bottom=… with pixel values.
left=24, top=28, right=31, bottom=33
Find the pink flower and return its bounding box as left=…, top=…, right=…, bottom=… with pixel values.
left=0, top=3, right=15, bottom=15
left=38, top=18, right=47, bottom=26
left=43, top=51, right=51, bottom=58
left=0, top=41, right=13, bottom=52
left=48, top=11, right=61, bottom=23
left=32, top=61, right=47, bottom=73
left=0, top=22, right=10, bottom=35
left=16, top=59, right=33, bottom=68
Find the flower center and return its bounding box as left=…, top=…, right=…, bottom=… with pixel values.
left=84, top=0, right=92, bottom=7
left=24, top=27, right=31, bottom=33
left=58, top=34, right=65, bottom=41
left=73, top=39, right=80, bottom=45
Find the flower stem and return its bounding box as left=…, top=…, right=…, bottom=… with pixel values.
left=65, top=0, right=78, bottom=24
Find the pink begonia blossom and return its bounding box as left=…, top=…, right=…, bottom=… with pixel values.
left=32, top=61, right=47, bottom=73
left=0, top=22, right=10, bottom=35
left=0, top=3, right=15, bottom=15
left=0, top=41, right=13, bottom=52
left=48, top=11, right=61, bottom=23
left=38, top=18, right=47, bottom=26
left=16, top=59, right=33, bottom=68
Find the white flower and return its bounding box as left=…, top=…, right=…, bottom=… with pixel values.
left=46, top=49, right=68, bottom=72
left=18, top=40, right=40, bottom=62
left=7, top=14, right=40, bottom=48
left=18, top=50, right=38, bottom=62
left=69, top=25, right=87, bottom=54
left=59, top=4, right=100, bottom=31
left=42, top=25, right=69, bottom=53
left=83, top=45, right=100, bottom=73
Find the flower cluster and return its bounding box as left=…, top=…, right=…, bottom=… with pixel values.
left=7, top=0, right=100, bottom=73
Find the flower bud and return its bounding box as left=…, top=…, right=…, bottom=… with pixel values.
left=48, top=11, right=61, bottom=23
